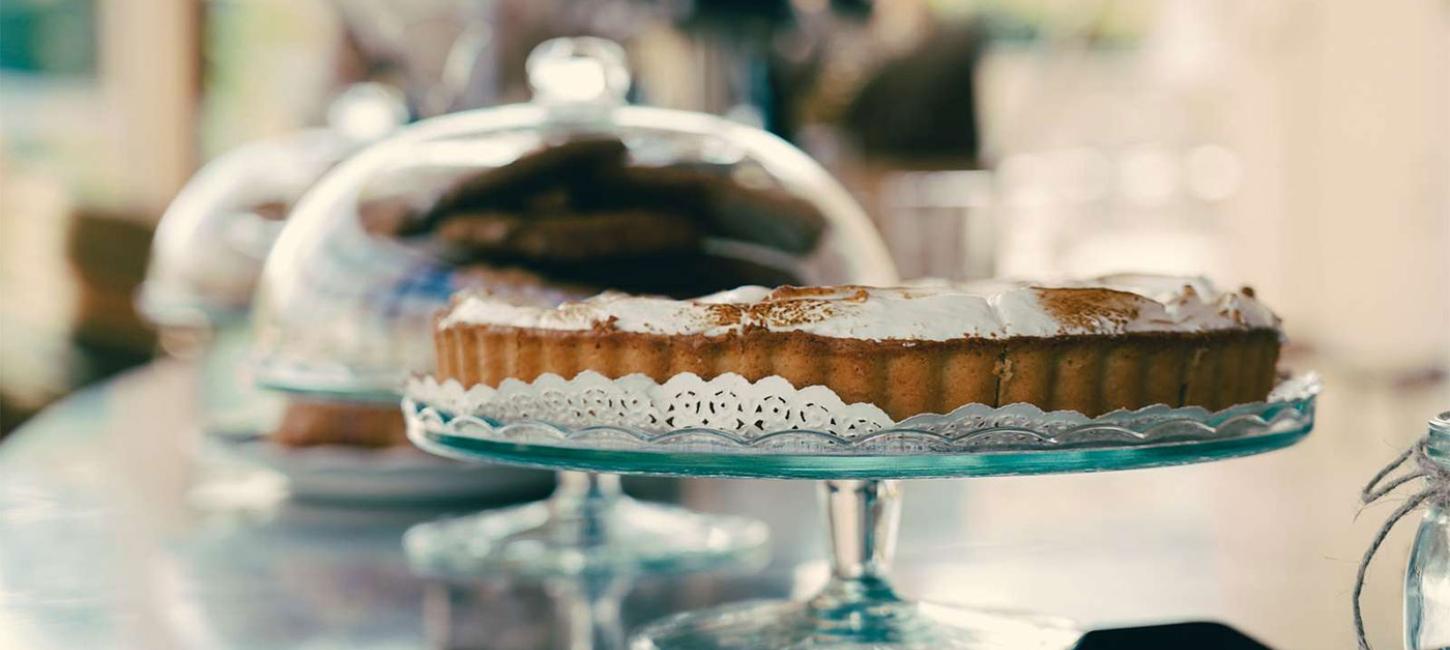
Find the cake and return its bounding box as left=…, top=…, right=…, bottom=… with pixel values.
left=431, top=275, right=1282, bottom=419
left=273, top=399, right=407, bottom=448
left=436, top=210, right=703, bottom=262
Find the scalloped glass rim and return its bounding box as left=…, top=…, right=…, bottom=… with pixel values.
left=249, top=352, right=408, bottom=403
left=252, top=368, right=406, bottom=403
left=403, top=374, right=1319, bottom=480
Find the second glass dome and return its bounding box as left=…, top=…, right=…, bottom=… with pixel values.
left=140, top=129, right=364, bottom=328
left=253, top=37, right=897, bottom=401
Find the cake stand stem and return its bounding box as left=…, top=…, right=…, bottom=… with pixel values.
left=549, top=573, right=631, bottom=650
left=404, top=467, right=767, bottom=577
left=633, top=477, right=1078, bottom=647
left=548, top=471, right=625, bottom=547
left=810, top=479, right=906, bottom=620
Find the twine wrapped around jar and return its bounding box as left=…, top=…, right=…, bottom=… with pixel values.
left=1354, top=436, right=1450, bottom=649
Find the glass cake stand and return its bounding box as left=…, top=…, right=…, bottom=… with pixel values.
left=404, top=375, right=1319, bottom=649
left=402, top=469, right=769, bottom=578
left=256, top=378, right=769, bottom=575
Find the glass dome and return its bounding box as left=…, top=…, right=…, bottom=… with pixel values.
left=140, top=83, right=409, bottom=330
left=252, top=37, right=897, bottom=401
left=139, top=129, right=367, bottom=328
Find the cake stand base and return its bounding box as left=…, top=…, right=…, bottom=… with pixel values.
left=632, top=587, right=1079, bottom=649
left=405, top=471, right=768, bottom=577
left=633, top=480, right=1080, bottom=650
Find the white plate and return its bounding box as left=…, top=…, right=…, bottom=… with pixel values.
left=209, top=433, right=554, bottom=503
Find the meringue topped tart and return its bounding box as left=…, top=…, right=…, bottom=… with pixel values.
left=432, top=275, right=1282, bottom=419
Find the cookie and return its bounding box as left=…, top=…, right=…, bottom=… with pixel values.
left=581, top=165, right=827, bottom=254
left=436, top=210, right=701, bottom=263
left=705, top=180, right=828, bottom=253
left=426, top=136, right=627, bottom=219
left=529, top=251, right=802, bottom=299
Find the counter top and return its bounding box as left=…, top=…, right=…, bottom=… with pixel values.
left=1, top=357, right=1443, bottom=648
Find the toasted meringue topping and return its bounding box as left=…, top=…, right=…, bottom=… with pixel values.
left=440, top=275, right=1280, bottom=341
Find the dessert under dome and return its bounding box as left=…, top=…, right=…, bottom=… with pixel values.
left=250, top=37, right=897, bottom=400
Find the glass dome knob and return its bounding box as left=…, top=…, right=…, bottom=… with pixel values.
left=326, top=82, right=409, bottom=141
left=526, top=37, right=631, bottom=105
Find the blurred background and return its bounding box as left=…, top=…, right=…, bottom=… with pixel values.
left=2, top=0, right=1447, bottom=433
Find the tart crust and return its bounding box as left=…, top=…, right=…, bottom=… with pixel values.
left=432, top=323, right=1280, bottom=419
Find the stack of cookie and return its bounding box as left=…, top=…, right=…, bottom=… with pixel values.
left=399, top=134, right=828, bottom=298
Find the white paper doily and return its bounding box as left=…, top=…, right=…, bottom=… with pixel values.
left=208, top=434, right=553, bottom=502
left=404, top=372, right=1321, bottom=454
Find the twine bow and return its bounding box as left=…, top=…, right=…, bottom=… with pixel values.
left=1354, top=437, right=1450, bottom=649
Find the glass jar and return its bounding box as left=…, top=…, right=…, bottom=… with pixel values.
left=1406, top=410, right=1450, bottom=650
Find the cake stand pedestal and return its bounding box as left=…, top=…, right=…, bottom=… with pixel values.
left=635, top=479, right=1079, bottom=648
left=405, top=376, right=1318, bottom=648
left=403, top=468, right=768, bottom=577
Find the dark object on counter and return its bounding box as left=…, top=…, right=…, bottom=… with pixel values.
left=1075, top=622, right=1272, bottom=650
